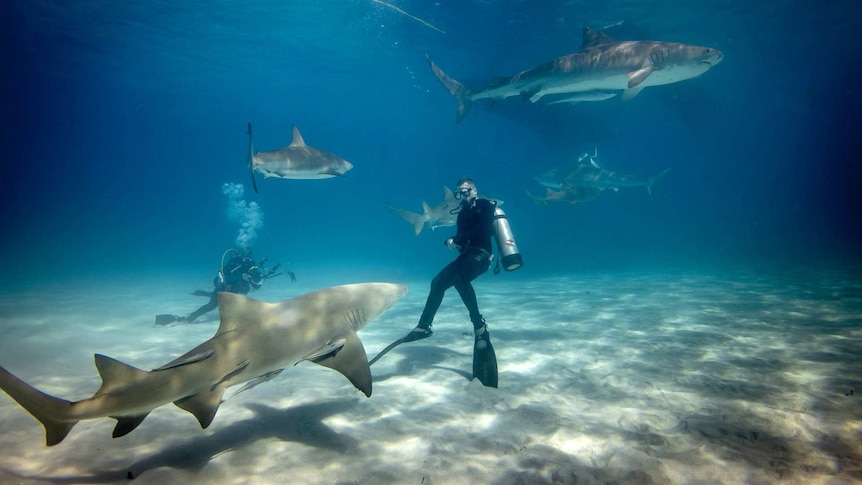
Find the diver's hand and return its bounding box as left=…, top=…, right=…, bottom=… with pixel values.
left=445, top=238, right=460, bottom=251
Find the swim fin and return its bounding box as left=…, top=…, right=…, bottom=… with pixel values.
left=472, top=329, right=498, bottom=388
left=155, top=314, right=183, bottom=326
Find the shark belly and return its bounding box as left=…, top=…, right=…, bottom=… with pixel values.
left=527, top=72, right=632, bottom=102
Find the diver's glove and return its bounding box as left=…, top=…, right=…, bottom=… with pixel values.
left=445, top=238, right=461, bottom=251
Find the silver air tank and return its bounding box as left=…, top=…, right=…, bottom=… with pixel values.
left=493, top=207, right=523, bottom=271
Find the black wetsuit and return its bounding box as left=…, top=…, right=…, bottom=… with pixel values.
left=418, top=198, right=496, bottom=330
left=186, top=256, right=256, bottom=322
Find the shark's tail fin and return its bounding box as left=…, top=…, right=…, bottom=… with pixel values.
left=0, top=365, right=76, bottom=446
left=386, top=202, right=426, bottom=236
left=425, top=53, right=474, bottom=124
left=647, top=168, right=671, bottom=195
left=247, top=122, right=259, bottom=194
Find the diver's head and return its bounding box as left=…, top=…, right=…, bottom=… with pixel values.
left=455, top=177, right=478, bottom=204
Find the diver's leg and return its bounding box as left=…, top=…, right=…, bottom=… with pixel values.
left=416, top=260, right=459, bottom=329
left=453, top=249, right=492, bottom=328
left=401, top=260, right=459, bottom=342
left=452, top=250, right=497, bottom=387
left=454, top=282, right=483, bottom=328
left=185, top=294, right=218, bottom=323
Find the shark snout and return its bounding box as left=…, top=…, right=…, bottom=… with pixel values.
left=701, top=48, right=724, bottom=66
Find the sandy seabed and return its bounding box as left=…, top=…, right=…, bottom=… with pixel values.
left=0, top=265, right=859, bottom=484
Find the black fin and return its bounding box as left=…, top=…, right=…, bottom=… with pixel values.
left=155, top=314, right=181, bottom=326
left=472, top=338, right=498, bottom=388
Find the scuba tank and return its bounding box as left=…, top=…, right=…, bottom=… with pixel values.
left=493, top=206, right=523, bottom=271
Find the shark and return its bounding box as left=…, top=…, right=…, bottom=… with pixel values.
left=386, top=186, right=461, bottom=235
left=526, top=185, right=604, bottom=205
left=247, top=123, right=353, bottom=193
left=386, top=187, right=504, bottom=235
left=426, top=27, right=724, bottom=123
left=0, top=282, right=407, bottom=446
left=535, top=150, right=670, bottom=195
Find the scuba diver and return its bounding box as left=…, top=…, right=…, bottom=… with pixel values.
left=155, top=248, right=295, bottom=325
left=371, top=177, right=521, bottom=388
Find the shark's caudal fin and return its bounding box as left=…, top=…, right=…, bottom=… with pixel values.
left=425, top=53, right=474, bottom=124
left=0, top=365, right=75, bottom=446
left=386, top=202, right=426, bottom=235
left=647, top=168, right=671, bottom=195
left=247, top=122, right=258, bottom=193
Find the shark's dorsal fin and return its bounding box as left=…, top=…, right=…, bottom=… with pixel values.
left=289, top=125, right=306, bottom=147
left=443, top=186, right=456, bottom=200
left=582, top=28, right=615, bottom=48
left=215, top=292, right=278, bottom=335
left=174, top=389, right=226, bottom=428
left=93, top=354, right=149, bottom=395
left=309, top=329, right=372, bottom=397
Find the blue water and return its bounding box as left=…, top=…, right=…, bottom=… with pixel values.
left=2, top=0, right=860, bottom=285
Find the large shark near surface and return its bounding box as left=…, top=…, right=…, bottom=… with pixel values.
left=247, top=123, right=353, bottom=192
left=0, top=282, right=407, bottom=446
left=426, top=27, right=724, bottom=123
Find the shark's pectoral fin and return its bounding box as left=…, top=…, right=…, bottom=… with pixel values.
left=111, top=413, right=151, bottom=438
left=305, top=339, right=346, bottom=362
left=524, top=87, right=544, bottom=103
left=308, top=330, right=372, bottom=397
left=174, top=389, right=226, bottom=428
left=627, top=66, right=655, bottom=88
left=621, top=84, right=646, bottom=101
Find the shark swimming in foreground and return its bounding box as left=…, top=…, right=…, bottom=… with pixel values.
left=426, top=27, right=724, bottom=123
left=247, top=123, right=353, bottom=193
left=386, top=187, right=503, bottom=235
left=0, top=282, right=407, bottom=446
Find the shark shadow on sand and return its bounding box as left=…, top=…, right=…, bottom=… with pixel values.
left=2, top=400, right=359, bottom=483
